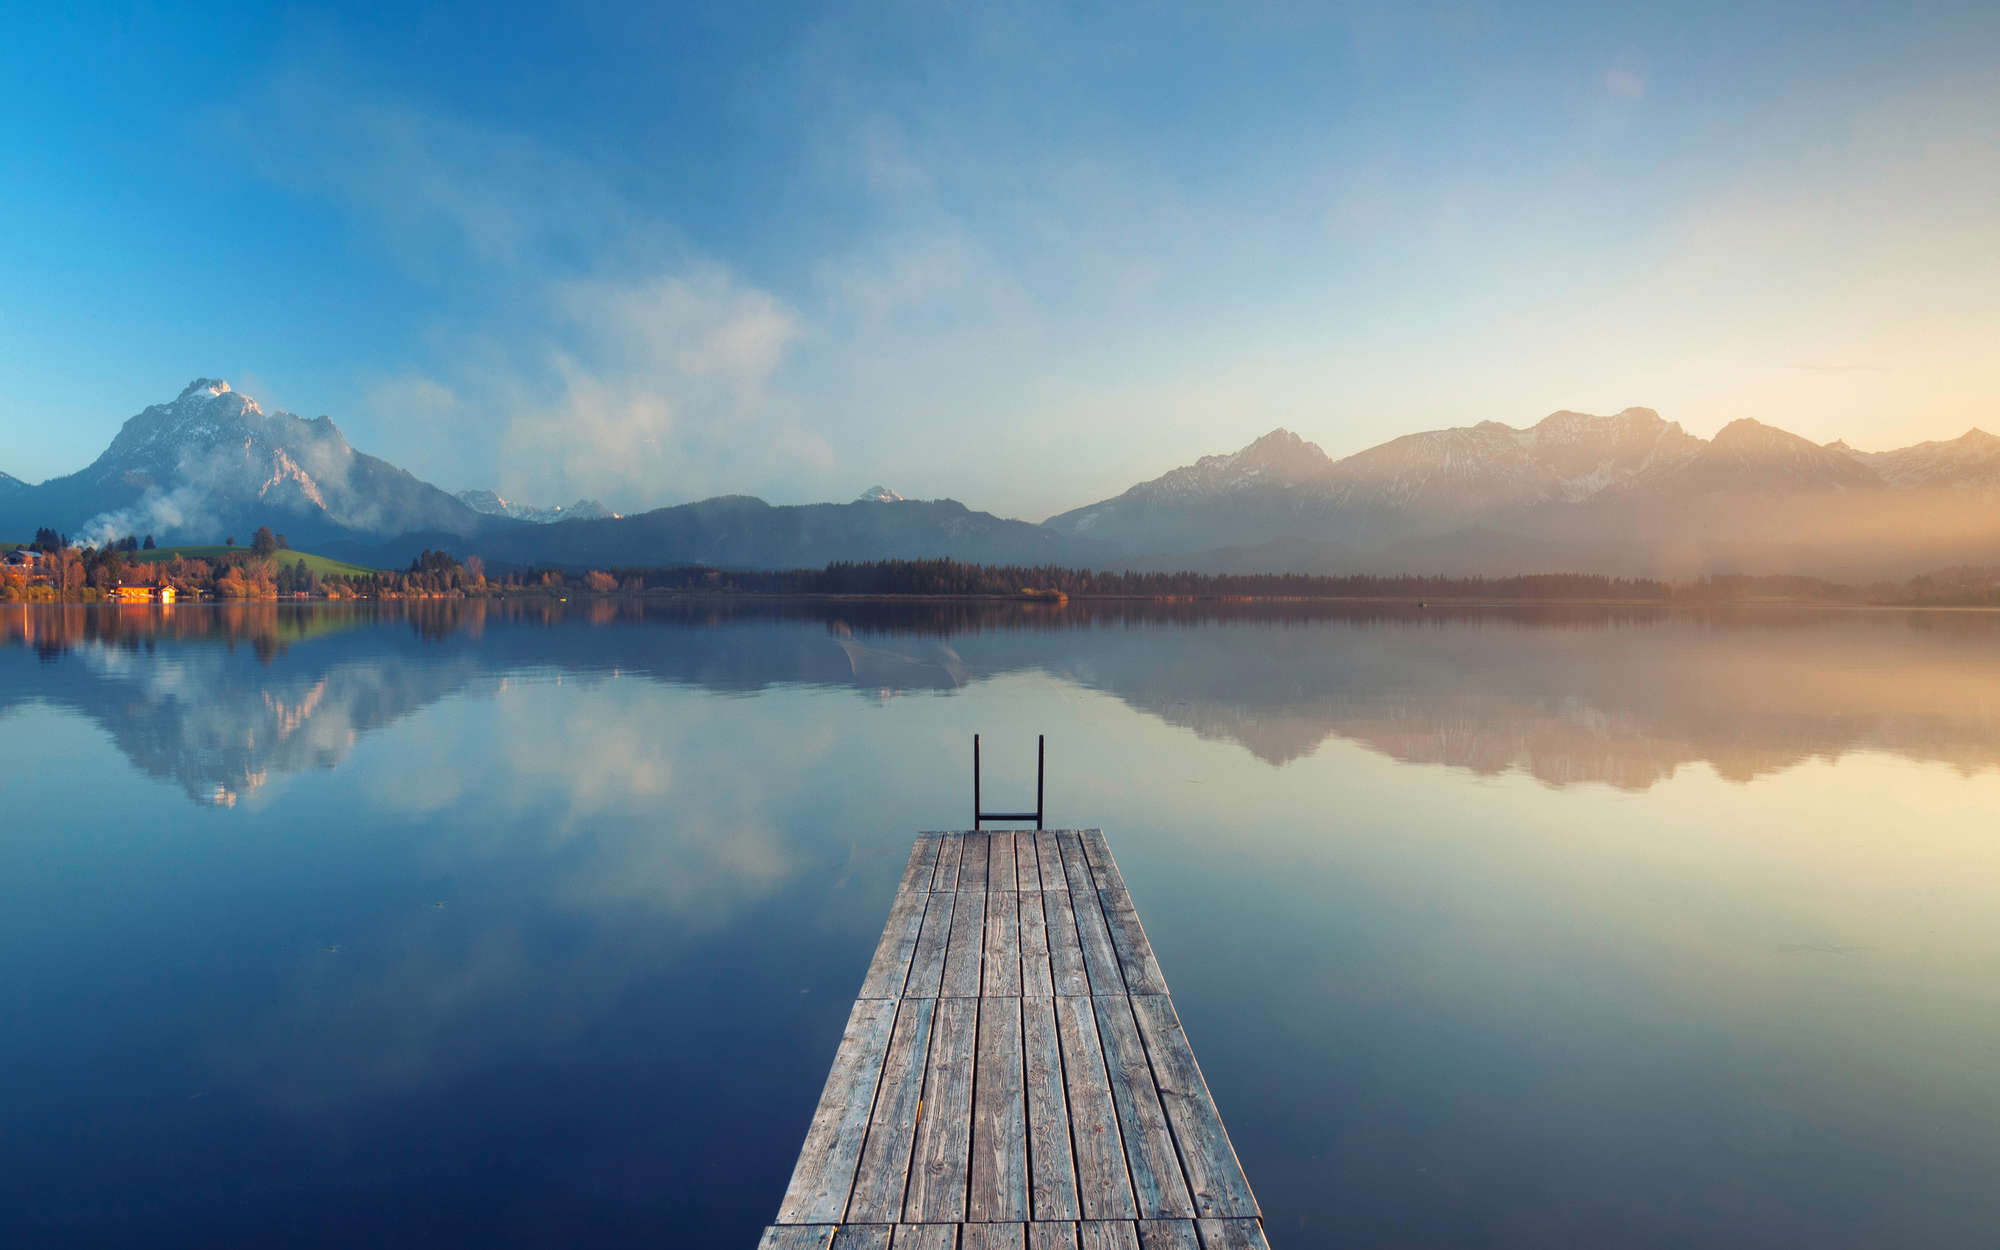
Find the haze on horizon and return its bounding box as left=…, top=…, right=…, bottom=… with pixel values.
left=3, top=1, right=1995, bottom=522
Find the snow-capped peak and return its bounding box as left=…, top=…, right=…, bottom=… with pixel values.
left=178, top=378, right=232, bottom=401
left=856, top=485, right=905, bottom=503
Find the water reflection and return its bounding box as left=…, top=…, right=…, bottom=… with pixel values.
left=8, top=600, right=2000, bottom=804
left=7, top=600, right=2000, bottom=1248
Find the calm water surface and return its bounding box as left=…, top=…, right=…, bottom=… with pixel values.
left=4, top=600, right=1997, bottom=1248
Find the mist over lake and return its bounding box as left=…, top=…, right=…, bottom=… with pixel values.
left=4, top=601, right=1997, bottom=1248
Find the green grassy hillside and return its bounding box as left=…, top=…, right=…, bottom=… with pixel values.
left=129, top=545, right=377, bottom=577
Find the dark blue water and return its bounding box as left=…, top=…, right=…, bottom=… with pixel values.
left=4, top=601, right=1998, bottom=1247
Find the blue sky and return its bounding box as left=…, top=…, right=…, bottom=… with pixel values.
left=2, top=1, right=1996, bottom=519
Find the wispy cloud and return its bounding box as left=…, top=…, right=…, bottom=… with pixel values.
left=227, top=68, right=828, bottom=508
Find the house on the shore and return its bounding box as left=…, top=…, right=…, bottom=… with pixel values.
left=111, top=584, right=176, bottom=604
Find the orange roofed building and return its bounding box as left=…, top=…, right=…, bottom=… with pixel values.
left=111, top=585, right=176, bottom=604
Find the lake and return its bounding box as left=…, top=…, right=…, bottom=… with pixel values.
left=4, top=600, right=1997, bottom=1248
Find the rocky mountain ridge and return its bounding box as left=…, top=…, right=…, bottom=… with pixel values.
left=455, top=489, right=616, bottom=524
left=5, top=379, right=1996, bottom=579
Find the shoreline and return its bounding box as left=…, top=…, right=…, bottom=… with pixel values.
left=11, top=591, right=2000, bottom=611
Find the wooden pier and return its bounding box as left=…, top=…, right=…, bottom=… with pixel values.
left=759, top=829, right=1269, bottom=1250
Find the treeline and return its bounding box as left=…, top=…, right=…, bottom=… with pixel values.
left=17, top=536, right=2000, bottom=606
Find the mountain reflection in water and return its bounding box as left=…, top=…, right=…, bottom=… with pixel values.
left=6, top=599, right=1999, bottom=805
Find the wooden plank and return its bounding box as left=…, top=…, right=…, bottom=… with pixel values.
left=1078, top=1223, right=1141, bottom=1250
left=905, top=890, right=955, bottom=999
left=1022, top=996, right=1079, bottom=1220
left=1069, top=885, right=1128, bottom=996
left=1042, top=890, right=1090, bottom=997
left=1055, top=831, right=1091, bottom=888
left=776, top=998, right=899, bottom=1222
left=1093, top=996, right=1194, bottom=1219
left=1034, top=830, right=1068, bottom=891
left=988, top=831, right=1017, bottom=891
left=968, top=996, right=1028, bottom=1222
left=941, top=888, right=986, bottom=997
left=1079, top=829, right=1121, bottom=891
left=1098, top=888, right=1169, bottom=996
left=959, top=832, right=991, bottom=892
left=932, top=834, right=963, bottom=891
left=983, top=890, right=1022, bottom=996
left=1015, top=832, right=1040, bottom=892
left=1129, top=996, right=1259, bottom=1219
left=1135, top=1224, right=1199, bottom=1250
left=904, top=996, right=978, bottom=1223
left=846, top=998, right=937, bottom=1223
left=831, top=1229, right=892, bottom=1250
left=1019, top=886, right=1054, bottom=997
left=1054, top=994, right=1137, bottom=1220
left=1193, top=1220, right=1269, bottom=1250
left=889, top=1227, right=956, bottom=1250
left=963, top=1226, right=1026, bottom=1250
left=1028, top=1224, right=1079, bottom=1250
left=859, top=885, right=928, bottom=999
left=758, top=1228, right=836, bottom=1250
left=898, top=836, right=941, bottom=894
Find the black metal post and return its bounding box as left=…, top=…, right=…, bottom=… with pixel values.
left=1036, top=734, right=1045, bottom=829
left=973, top=733, right=982, bottom=831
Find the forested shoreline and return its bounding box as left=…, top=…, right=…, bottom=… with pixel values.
left=12, top=534, right=2000, bottom=607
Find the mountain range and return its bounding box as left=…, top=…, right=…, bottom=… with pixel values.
left=454, top=490, right=617, bottom=524
left=4, top=379, right=1998, bottom=578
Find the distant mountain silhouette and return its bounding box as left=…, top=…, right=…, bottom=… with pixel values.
left=0, top=380, right=492, bottom=547
left=10, top=381, right=1999, bottom=577
left=1053, top=410, right=2000, bottom=579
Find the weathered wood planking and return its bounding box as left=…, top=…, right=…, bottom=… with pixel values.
left=1079, top=829, right=1120, bottom=891
left=1078, top=1223, right=1141, bottom=1250
left=1028, top=1224, right=1080, bottom=1250
left=933, top=835, right=963, bottom=891
left=942, top=888, right=986, bottom=997
left=989, top=831, right=1017, bottom=891
left=969, top=997, right=1029, bottom=1222
left=964, top=1225, right=1028, bottom=1250
left=1041, top=890, right=1090, bottom=996
left=1054, top=994, right=1138, bottom=1221
left=1098, top=888, right=1168, bottom=995
left=1135, top=1222, right=1200, bottom=1250
left=1034, top=830, right=1068, bottom=891
left=846, top=998, right=935, bottom=1223
left=905, top=996, right=978, bottom=1222
left=1129, top=997, right=1260, bottom=1219
left=759, top=1225, right=837, bottom=1250
left=777, top=998, right=898, bottom=1222
left=1021, top=997, right=1079, bottom=1220
left=1055, top=831, right=1091, bottom=888
left=860, top=885, right=929, bottom=999
left=1093, top=996, right=1195, bottom=1219
left=1193, top=1220, right=1271, bottom=1250
left=906, top=891, right=954, bottom=999
left=1019, top=889, right=1055, bottom=997
left=899, top=836, right=942, bottom=894
left=959, top=831, right=991, bottom=892
left=984, top=890, right=1023, bottom=996
left=1069, top=884, right=1128, bottom=996
left=763, top=830, right=1268, bottom=1248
